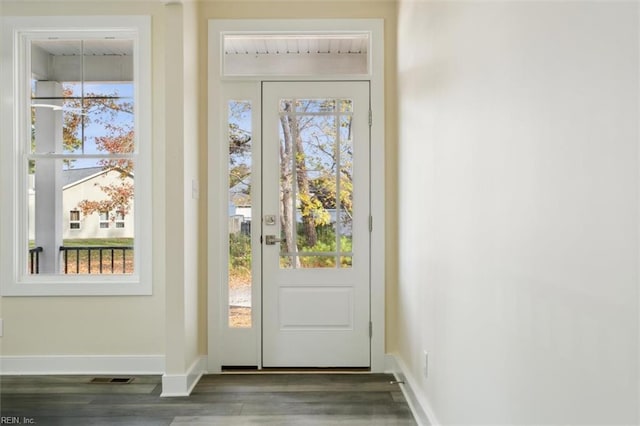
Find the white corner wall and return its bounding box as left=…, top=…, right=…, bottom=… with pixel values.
left=396, top=1, right=639, bottom=424
left=163, top=1, right=203, bottom=395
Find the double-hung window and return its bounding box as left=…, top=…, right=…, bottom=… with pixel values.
left=0, top=16, right=152, bottom=295
left=99, top=212, right=111, bottom=229
left=69, top=210, right=81, bottom=230
left=115, top=211, right=126, bottom=229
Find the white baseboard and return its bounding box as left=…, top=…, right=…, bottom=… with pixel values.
left=0, top=355, right=165, bottom=375
left=385, top=353, right=440, bottom=426
left=161, top=355, right=206, bottom=397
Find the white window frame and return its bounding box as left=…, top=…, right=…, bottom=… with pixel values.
left=0, top=16, right=152, bottom=296
left=69, top=210, right=81, bottom=230
left=115, top=210, right=126, bottom=229
left=99, top=211, right=110, bottom=229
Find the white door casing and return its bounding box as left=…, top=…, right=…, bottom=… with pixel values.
left=208, top=19, right=385, bottom=372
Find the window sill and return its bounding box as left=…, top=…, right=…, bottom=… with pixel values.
left=1, top=276, right=151, bottom=296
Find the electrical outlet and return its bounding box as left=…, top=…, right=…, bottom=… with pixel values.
left=423, top=351, right=429, bottom=378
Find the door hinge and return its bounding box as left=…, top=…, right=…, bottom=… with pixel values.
left=368, top=109, right=372, bottom=127
left=369, top=215, right=373, bottom=232
left=369, top=321, right=373, bottom=338
left=260, top=235, right=263, bottom=244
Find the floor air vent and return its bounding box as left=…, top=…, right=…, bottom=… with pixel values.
left=90, top=377, right=134, bottom=384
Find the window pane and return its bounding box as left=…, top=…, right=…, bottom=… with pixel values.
left=299, top=255, right=337, bottom=268
left=278, top=98, right=354, bottom=269
left=83, top=82, right=135, bottom=156
left=27, top=37, right=136, bottom=277
left=295, top=99, right=335, bottom=113
left=31, top=39, right=134, bottom=158
left=339, top=99, right=353, bottom=113
left=28, top=159, right=135, bottom=275
left=228, top=100, right=252, bottom=328
left=338, top=115, right=354, bottom=266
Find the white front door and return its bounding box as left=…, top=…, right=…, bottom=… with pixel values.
left=261, top=81, right=371, bottom=367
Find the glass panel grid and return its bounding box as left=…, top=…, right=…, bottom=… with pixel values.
left=278, top=97, right=354, bottom=269
left=27, top=37, right=137, bottom=276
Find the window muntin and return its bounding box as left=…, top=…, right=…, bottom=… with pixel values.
left=69, top=210, right=81, bottom=229
left=115, top=211, right=126, bottom=229
left=1, top=16, right=151, bottom=295
left=99, top=211, right=110, bottom=229
left=28, top=38, right=136, bottom=276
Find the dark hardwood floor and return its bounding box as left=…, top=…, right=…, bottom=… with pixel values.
left=0, top=373, right=417, bottom=425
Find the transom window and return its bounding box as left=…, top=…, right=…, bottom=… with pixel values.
left=1, top=16, right=151, bottom=296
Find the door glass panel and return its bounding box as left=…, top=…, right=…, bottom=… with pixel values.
left=339, top=100, right=353, bottom=113
left=338, top=115, right=353, bottom=259
left=295, top=98, right=335, bottom=112
left=228, top=100, right=252, bottom=328
left=278, top=98, right=354, bottom=269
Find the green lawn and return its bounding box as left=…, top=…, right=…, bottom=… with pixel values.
left=30, top=238, right=134, bottom=248
left=62, top=238, right=134, bottom=247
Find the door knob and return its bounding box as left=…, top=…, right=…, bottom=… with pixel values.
left=265, top=235, right=284, bottom=245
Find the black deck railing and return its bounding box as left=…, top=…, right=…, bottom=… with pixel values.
left=59, top=246, right=134, bottom=274
left=29, top=247, right=43, bottom=274
left=28, top=246, right=134, bottom=274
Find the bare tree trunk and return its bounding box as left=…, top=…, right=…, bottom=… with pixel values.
left=280, top=103, right=318, bottom=247
left=279, top=108, right=298, bottom=265
left=287, top=114, right=317, bottom=247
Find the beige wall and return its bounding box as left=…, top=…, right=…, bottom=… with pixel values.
left=0, top=0, right=399, bottom=369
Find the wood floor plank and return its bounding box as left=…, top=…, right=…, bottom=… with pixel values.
left=0, top=373, right=417, bottom=425
left=171, top=415, right=417, bottom=426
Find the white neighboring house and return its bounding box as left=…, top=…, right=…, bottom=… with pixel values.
left=229, top=184, right=251, bottom=235
left=28, top=167, right=135, bottom=240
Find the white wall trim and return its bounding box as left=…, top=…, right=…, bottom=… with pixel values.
left=161, top=355, right=206, bottom=397
left=0, top=355, right=164, bottom=375
left=385, top=353, right=439, bottom=426
left=637, top=3, right=640, bottom=423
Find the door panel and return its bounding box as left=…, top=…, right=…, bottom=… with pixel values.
left=262, top=81, right=370, bottom=367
